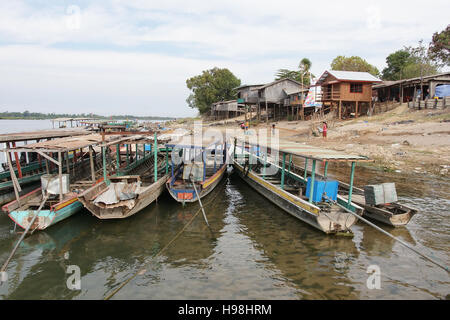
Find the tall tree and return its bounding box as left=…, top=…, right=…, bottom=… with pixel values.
left=275, top=58, right=314, bottom=86
left=275, top=69, right=301, bottom=82
left=404, top=40, right=439, bottom=78
left=428, top=25, right=450, bottom=67
left=298, top=58, right=313, bottom=86
left=330, top=55, right=380, bottom=77
left=186, top=67, right=241, bottom=114
left=382, top=50, right=411, bottom=80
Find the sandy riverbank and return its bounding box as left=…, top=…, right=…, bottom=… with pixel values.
left=167, top=104, right=450, bottom=176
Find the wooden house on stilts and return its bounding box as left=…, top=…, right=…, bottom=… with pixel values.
left=315, top=70, right=381, bottom=119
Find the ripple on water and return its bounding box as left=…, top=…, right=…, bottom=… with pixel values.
left=0, top=168, right=448, bottom=299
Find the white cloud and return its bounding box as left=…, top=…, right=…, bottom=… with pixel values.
left=0, top=0, right=448, bottom=116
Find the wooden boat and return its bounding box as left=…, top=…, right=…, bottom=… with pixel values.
left=166, top=139, right=228, bottom=203
left=0, top=128, right=90, bottom=206
left=1, top=134, right=116, bottom=231
left=347, top=193, right=417, bottom=227
left=78, top=145, right=170, bottom=219
left=0, top=152, right=89, bottom=206
left=287, top=165, right=418, bottom=227
left=232, top=137, right=369, bottom=234
left=3, top=186, right=85, bottom=231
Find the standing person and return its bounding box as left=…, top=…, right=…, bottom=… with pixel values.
left=272, top=123, right=276, bottom=135
left=245, top=120, right=249, bottom=131
left=322, top=121, right=327, bottom=139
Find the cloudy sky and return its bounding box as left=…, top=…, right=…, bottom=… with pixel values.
left=0, top=0, right=448, bottom=117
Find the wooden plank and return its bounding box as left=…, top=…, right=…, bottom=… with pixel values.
left=35, top=150, right=61, bottom=166
left=6, top=149, right=22, bottom=206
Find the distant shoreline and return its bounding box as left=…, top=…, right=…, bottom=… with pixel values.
left=0, top=117, right=176, bottom=120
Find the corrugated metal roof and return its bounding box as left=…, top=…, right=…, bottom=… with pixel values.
left=235, top=137, right=371, bottom=162
left=259, top=78, right=302, bottom=90
left=372, top=80, right=403, bottom=89
left=373, top=71, right=450, bottom=88
left=235, top=84, right=264, bottom=90
left=283, top=87, right=309, bottom=95
left=316, top=70, right=381, bottom=85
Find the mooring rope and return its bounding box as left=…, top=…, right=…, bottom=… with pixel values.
left=103, top=178, right=225, bottom=300
left=324, top=195, right=449, bottom=273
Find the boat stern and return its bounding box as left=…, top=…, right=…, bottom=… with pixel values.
left=317, top=211, right=358, bottom=234
left=8, top=209, right=54, bottom=231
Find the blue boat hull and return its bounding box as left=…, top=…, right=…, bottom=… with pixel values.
left=8, top=200, right=83, bottom=231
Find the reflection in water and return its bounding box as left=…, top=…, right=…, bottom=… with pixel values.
left=0, top=165, right=449, bottom=299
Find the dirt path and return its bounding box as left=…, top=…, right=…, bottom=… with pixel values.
left=198, top=104, right=450, bottom=176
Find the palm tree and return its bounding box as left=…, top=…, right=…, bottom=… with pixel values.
left=274, top=58, right=314, bottom=86
left=298, top=58, right=313, bottom=86
left=275, top=69, right=301, bottom=82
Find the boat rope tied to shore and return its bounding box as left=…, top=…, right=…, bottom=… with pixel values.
left=104, top=177, right=224, bottom=300
left=323, top=194, right=449, bottom=273
left=190, top=175, right=209, bottom=227
left=232, top=136, right=368, bottom=234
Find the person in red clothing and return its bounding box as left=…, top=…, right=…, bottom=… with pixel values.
left=322, top=121, right=327, bottom=139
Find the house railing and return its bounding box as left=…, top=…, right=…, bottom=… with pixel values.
left=320, top=90, right=340, bottom=100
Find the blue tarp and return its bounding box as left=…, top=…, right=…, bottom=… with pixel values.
left=435, top=84, right=450, bottom=98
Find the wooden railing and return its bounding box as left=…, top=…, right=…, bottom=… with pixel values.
left=320, top=90, right=340, bottom=100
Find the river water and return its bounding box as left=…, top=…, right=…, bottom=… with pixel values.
left=0, top=120, right=448, bottom=299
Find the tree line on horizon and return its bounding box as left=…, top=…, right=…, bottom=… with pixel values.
left=0, top=110, right=175, bottom=120
left=186, top=25, right=449, bottom=114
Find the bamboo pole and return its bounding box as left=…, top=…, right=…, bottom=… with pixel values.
left=308, top=160, right=316, bottom=203
left=11, top=142, right=22, bottom=179
left=58, top=152, right=63, bottom=202
left=347, top=161, right=356, bottom=206
left=126, top=144, right=129, bottom=166
left=116, top=144, right=120, bottom=175
left=102, top=146, right=108, bottom=185
left=66, top=151, right=70, bottom=175
left=281, top=152, right=286, bottom=190
left=154, top=133, right=158, bottom=182
left=304, top=158, right=308, bottom=181
left=165, top=147, right=169, bottom=174
left=72, top=149, right=76, bottom=177
left=89, top=146, right=95, bottom=182
left=0, top=194, right=48, bottom=281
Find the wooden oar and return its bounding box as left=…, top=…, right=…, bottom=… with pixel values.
left=0, top=194, right=49, bottom=284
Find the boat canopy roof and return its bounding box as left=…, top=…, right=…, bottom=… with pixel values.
left=2, top=134, right=118, bottom=153
left=236, top=137, right=371, bottom=162
left=101, top=134, right=172, bottom=147
left=166, top=136, right=223, bottom=150
left=0, top=128, right=90, bottom=143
